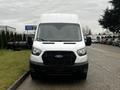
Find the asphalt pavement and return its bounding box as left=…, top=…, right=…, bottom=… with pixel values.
left=17, top=44, right=120, bottom=90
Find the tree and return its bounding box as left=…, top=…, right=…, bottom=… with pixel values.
left=14, top=33, right=17, bottom=41
left=23, top=34, right=26, bottom=41
left=6, top=30, right=9, bottom=43
left=99, top=0, right=120, bottom=33
left=82, top=26, right=92, bottom=36
left=110, top=0, right=120, bottom=9
left=9, top=32, right=14, bottom=41
left=18, top=34, right=22, bottom=41
left=1, top=30, right=7, bottom=48
left=88, top=29, right=92, bottom=35
left=0, top=32, right=2, bottom=49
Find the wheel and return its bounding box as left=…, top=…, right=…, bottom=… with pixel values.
left=73, top=72, right=87, bottom=80
left=30, top=71, right=39, bottom=80
left=81, top=72, right=87, bottom=80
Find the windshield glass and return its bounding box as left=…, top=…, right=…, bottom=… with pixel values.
left=36, top=23, right=82, bottom=42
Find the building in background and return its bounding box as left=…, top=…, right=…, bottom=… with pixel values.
left=0, top=25, right=16, bottom=32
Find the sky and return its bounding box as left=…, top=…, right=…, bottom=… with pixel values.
left=0, top=0, right=110, bottom=34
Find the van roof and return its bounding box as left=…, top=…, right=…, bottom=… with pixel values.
left=40, top=13, right=80, bottom=24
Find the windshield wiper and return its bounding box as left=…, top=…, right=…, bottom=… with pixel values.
left=36, top=38, right=47, bottom=41
left=40, top=38, right=47, bottom=41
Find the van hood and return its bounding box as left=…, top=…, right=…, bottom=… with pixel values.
left=33, top=41, right=85, bottom=51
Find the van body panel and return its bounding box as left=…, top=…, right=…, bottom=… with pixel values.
left=31, top=41, right=87, bottom=63
left=40, top=14, right=80, bottom=23
left=30, top=14, right=88, bottom=79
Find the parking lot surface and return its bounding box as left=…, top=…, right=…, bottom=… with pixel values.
left=17, top=44, right=120, bottom=90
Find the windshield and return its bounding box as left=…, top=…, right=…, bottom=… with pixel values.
left=36, top=23, right=82, bottom=42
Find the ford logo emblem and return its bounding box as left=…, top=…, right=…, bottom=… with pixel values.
left=54, top=55, right=63, bottom=58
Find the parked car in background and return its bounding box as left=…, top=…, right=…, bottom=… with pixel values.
left=92, top=39, right=98, bottom=43
left=106, top=38, right=113, bottom=45
left=118, top=39, right=120, bottom=47
left=112, top=38, right=120, bottom=46
left=101, top=38, right=108, bottom=44
left=7, top=36, right=33, bottom=50
left=119, top=42, right=120, bottom=47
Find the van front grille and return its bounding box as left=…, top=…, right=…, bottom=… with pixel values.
left=42, top=51, right=76, bottom=65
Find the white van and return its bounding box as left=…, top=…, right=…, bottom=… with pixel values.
left=29, top=14, right=91, bottom=80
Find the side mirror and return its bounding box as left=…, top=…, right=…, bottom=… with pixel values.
left=25, top=25, right=37, bottom=30
left=85, top=37, right=92, bottom=46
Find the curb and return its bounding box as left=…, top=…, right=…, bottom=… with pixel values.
left=7, top=70, right=30, bottom=90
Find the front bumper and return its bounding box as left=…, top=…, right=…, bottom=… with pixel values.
left=30, top=60, right=88, bottom=75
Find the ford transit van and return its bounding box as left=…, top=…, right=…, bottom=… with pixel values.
left=29, top=14, right=91, bottom=80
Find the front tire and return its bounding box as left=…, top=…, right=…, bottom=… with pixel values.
left=81, top=72, right=87, bottom=80
left=73, top=71, right=87, bottom=80
left=30, top=71, right=39, bottom=80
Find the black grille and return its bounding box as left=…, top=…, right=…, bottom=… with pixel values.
left=42, top=51, right=76, bottom=65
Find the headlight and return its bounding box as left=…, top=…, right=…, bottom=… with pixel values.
left=32, top=47, right=42, bottom=56
left=77, top=48, right=87, bottom=56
